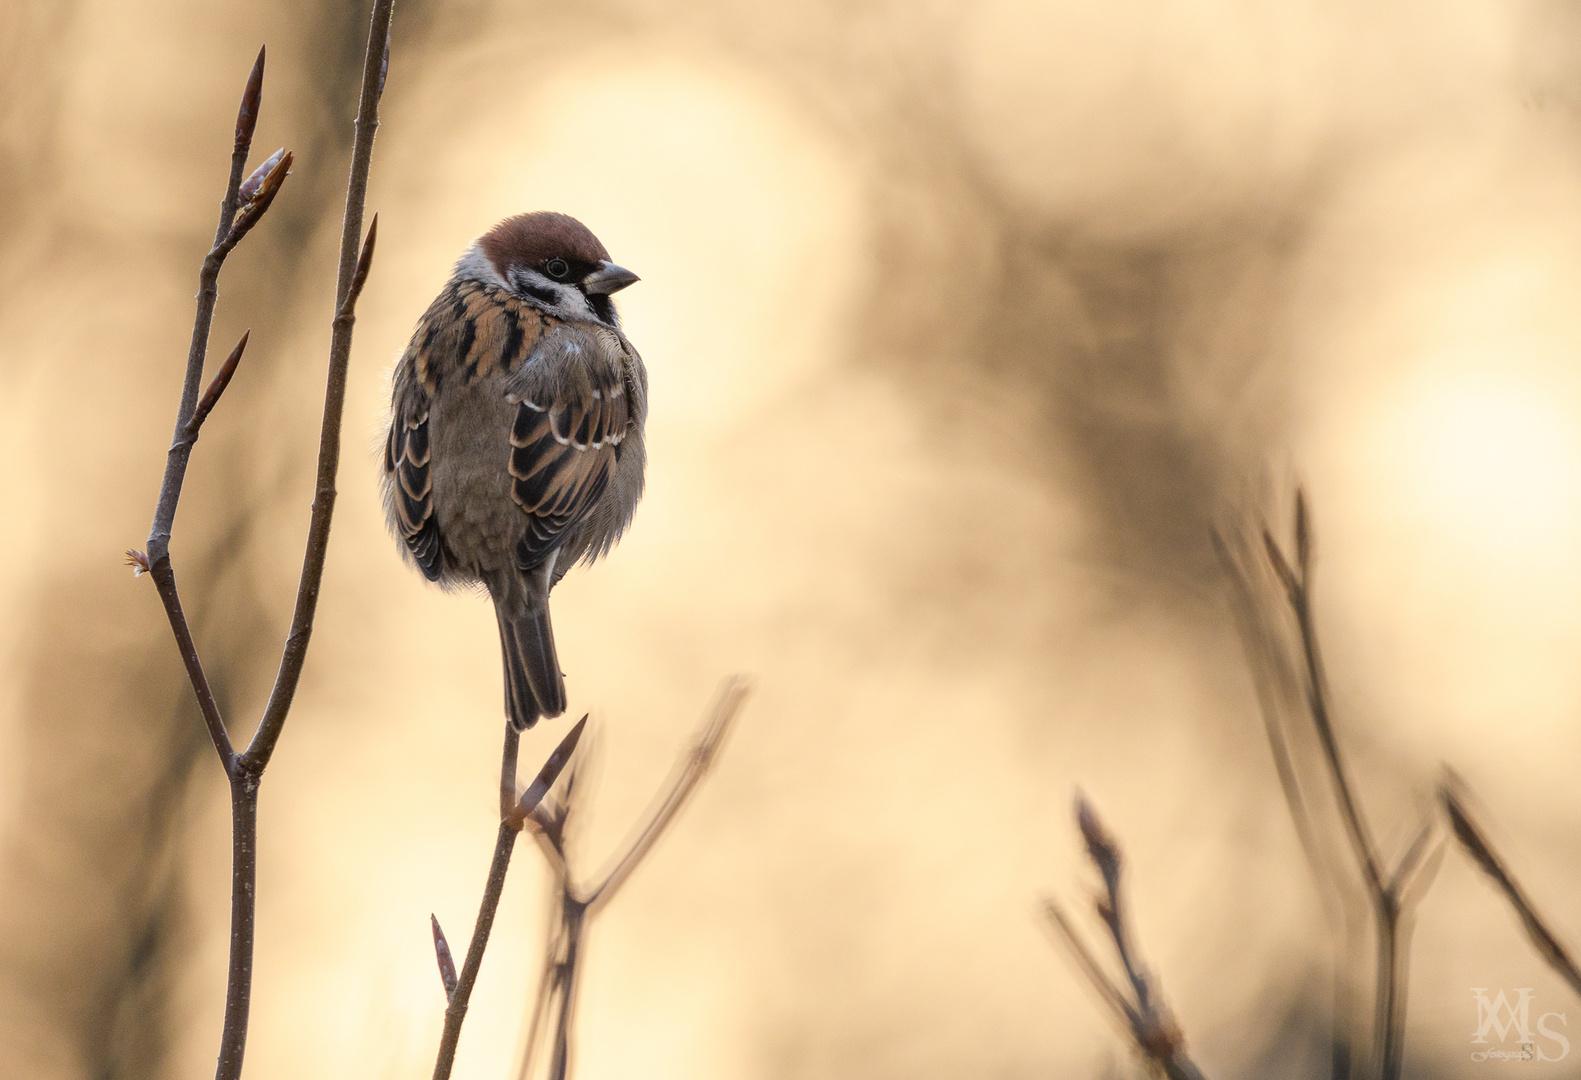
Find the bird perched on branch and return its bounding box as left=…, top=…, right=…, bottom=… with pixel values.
left=382, top=212, right=647, bottom=730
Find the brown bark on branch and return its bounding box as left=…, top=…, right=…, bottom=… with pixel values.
left=132, top=5, right=394, bottom=1078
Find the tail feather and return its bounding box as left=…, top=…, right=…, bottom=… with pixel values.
left=496, top=605, right=566, bottom=731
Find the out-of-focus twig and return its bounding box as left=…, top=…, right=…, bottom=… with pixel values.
left=1042, top=795, right=1208, bottom=1080
left=1225, top=491, right=1446, bottom=1080
left=515, top=677, right=751, bottom=1080
left=132, top=5, right=393, bottom=1079
left=1440, top=773, right=1581, bottom=1000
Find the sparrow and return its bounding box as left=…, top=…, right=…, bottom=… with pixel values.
left=382, top=211, right=647, bottom=730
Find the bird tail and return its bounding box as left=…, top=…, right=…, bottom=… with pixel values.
left=493, top=598, right=566, bottom=732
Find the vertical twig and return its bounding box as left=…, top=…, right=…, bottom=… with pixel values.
left=1042, top=796, right=1209, bottom=1080
left=1239, top=492, right=1445, bottom=1080
left=432, top=720, right=586, bottom=1080
left=132, top=5, right=393, bottom=1079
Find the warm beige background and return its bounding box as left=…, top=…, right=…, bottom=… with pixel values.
left=4, top=1, right=1581, bottom=1077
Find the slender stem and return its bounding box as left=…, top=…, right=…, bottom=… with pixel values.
left=548, top=901, right=587, bottom=1080
left=1376, top=901, right=1403, bottom=1080
left=1289, top=582, right=1386, bottom=907
left=243, top=0, right=393, bottom=773
left=1441, top=779, right=1581, bottom=999
left=215, top=773, right=260, bottom=1080
left=148, top=558, right=234, bottom=765
left=136, top=9, right=389, bottom=1079
left=433, top=819, right=519, bottom=1080
left=145, top=63, right=259, bottom=567
left=586, top=678, right=748, bottom=909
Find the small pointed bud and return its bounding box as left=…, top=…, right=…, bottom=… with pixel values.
left=516, top=716, right=587, bottom=818
left=430, top=914, right=458, bottom=1000
left=125, top=549, right=150, bottom=577
left=337, top=215, right=378, bottom=319
left=238, top=147, right=285, bottom=203
left=187, top=330, right=250, bottom=436
left=1075, top=793, right=1122, bottom=885
left=235, top=46, right=266, bottom=153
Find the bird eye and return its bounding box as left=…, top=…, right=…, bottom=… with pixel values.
left=544, top=258, right=570, bottom=280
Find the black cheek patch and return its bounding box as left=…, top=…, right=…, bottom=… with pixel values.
left=523, top=284, right=559, bottom=307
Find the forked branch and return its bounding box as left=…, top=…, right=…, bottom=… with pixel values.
left=515, top=677, right=751, bottom=1080
left=132, top=5, right=394, bottom=1079
left=1222, top=492, right=1446, bottom=1080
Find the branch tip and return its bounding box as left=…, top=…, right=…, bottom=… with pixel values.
left=515, top=716, right=588, bottom=822
left=235, top=45, right=265, bottom=152
left=338, top=216, right=378, bottom=320
left=187, top=330, right=250, bottom=436
left=237, top=147, right=285, bottom=203
left=431, top=914, right=458, bottom=1000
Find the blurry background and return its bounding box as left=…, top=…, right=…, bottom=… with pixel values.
left=4, top=0, right=1581, bottom=1076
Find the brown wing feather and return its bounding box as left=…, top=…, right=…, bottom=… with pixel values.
left=386, top=380, right=443, bottom=580
left=507, top=373, right=629, bottom=571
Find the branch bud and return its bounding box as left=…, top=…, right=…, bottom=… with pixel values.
left=430, top=914, right=458, bottom=1001
left=235, top=46, right=266, bottom=154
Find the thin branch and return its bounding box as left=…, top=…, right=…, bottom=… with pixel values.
left=586, top=677, right=749, bottom=909
left=433, top=818, right=519, bottom=1080
left=1234, top=492, right=1448, bottom=1080
left=1268, top=493, right=1388, bottom=909
left=133, top=7, right=392, bottom=1080
left=147, top=559, right=234, bottom=764
left=1044, top=797, right=1209, bottom=1080
left=242, top=0, right=391, bottom=772
left=433, top=720, right=583, bottom=1080
left=1041, top=900, right=1140, bottom=1034
left=145, top=43, right=268, bottom=570
left=513, top=678, right=750, bottom=1080
left=1440, top=775, right=1581, bottom=999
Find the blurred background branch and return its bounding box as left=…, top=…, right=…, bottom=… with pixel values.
left=1044, top=796, right=1208, bottom=1080
left=516, top=678, right=750, bottom=1080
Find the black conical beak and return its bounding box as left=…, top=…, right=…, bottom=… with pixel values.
left=581, top=261, right=640, bottom=295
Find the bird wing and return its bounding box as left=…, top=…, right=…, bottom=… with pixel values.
left=384, top=375, right=443, bottom=580
left=507, top=344, right=632, bottom=572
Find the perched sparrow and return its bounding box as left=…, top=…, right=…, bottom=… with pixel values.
left=382, top=212, right=647, bottom=730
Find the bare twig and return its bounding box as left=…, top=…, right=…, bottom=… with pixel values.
left=1228, top=492, right=1447, bottom=1080
left=1440, top=774, right=1581, bottom=999
left=432, top=720, right=586, bottom=1080
left=1043, top=796, right=1208, bottom=1080
left=513, top=677, right=750, bottom=1080
left=241, top=0, right=390, bottom=775
left=133, top=6, right=393, bottom=1079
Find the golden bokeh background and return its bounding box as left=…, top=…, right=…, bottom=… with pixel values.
left=4, top=0, right=1581, bottom=1076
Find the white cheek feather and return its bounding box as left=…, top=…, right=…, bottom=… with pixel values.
left=509, top=267, right=598, bottom=323
left=453, top=241, right=510, bottom=290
